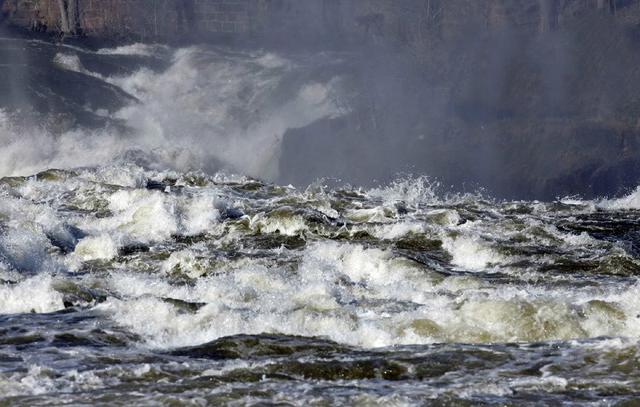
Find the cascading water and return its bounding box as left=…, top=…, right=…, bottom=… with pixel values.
left=1, top=37, right=640, bottom=405
left=1, top=38, right=347, bottom=179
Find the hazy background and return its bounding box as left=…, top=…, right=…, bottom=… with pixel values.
left=1, top=0, right=640, bottom=199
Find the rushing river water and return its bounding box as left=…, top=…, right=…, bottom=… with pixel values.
left=1, top=37, right=640, bottom=405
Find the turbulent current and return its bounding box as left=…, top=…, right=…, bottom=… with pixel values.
left=1, top=37, right=640, bottom=405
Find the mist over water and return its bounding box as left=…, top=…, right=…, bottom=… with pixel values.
left=0, top=39, right=347, bottom=180
left=2, top=25, right=639, bottom=200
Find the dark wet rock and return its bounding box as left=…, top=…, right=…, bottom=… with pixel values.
left=171, top=234, right=209, bottom=245
left=161, top=298, right=206, bottom=314
left=50, top=329, right=137, bottom=348
left=594, top=255, right=640, bottom=277
left=267, top=359, right=408, bottom=381
left=181, top=174, right=210, bottom=187
left=0, top=326, right=46, bottom=346
left=145, top=179, right=172, bottom=192
left=118, top=243, right=150, bottom=257
left=54, top=281, right=107, bottom=307
left=50, top=332, right=99, bottom=348
left=220, top=207, right=244, bottom=220
left=0, top=38, right=136, bottom=131
left=88, top=329, right=139, bottom=347
left=537, top=257, right=611, bottom=276
left=45, top=223, right=85, bottom=254
left=395, top=234, right=444, bottom=252
left=557, top=211, right=640, bottom=242
left=249, top=234, right=306, bottom=250
left=170, top=334, right=354, bottom=360
left=335, top=229, right=375, bottom=242
left=35, top=168, right=78, bottom=181
left=0, top=176, right=26, bottom=188
left=395, top=202, right=409, bottom=215
left=75, top=50, right=170, bottom=79
left=394, top=234, right=452, bottom=272
left=240, top=181, right=265, bottom=191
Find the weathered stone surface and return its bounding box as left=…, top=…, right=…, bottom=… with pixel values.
left=2, top=0, right=637, bottom=44
left=1, top=0, right=252, bottom=40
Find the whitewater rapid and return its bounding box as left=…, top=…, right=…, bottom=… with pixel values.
left=2, top=39, right=640, bottom=405
left=2, top=165, right=640, bottom=348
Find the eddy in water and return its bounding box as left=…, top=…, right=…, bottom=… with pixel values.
left=1, top=17, right=640, bottom=407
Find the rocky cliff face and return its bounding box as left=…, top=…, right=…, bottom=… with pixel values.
left=1, top=0, right=635, bottom=44
left=1, top=0, right=251, bottom=40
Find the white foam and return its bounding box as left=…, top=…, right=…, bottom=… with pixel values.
left=599, top=186, right=640, bottom=210
left=0, top=275, right=64, bottom=314
left=371, top=221, right=425, bottom=240
left=442, top=235, right=504, bottom=271
left=3, top=163, right=640, bottom=352
left=254, top=52, right=290, bottom=69
left=161, top=250, right=211, bottom=279
left=105, top=189, right=178, bottom=243
left=179, top=193, right=220, bottom=236
left=0, top=122, right=130, bottom=178
left=98, top=244, right=638, bottom=349
left=72, top=234, right=118, bottom=262
left=562, top=231, right=597, bottom=246
left=96, top=43, right=165, bottom=57
left=367, top=176, right=439, bottom=208
left=252, top=212, right=308, bottom=236
left=53, top=53, right=84, bottom=73
left=98, top=242, right=441, bottom=348
left=0, top=364, right=106, bottom=397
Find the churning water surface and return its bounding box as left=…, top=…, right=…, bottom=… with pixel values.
left=0, top=38, right=640, bottom=406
